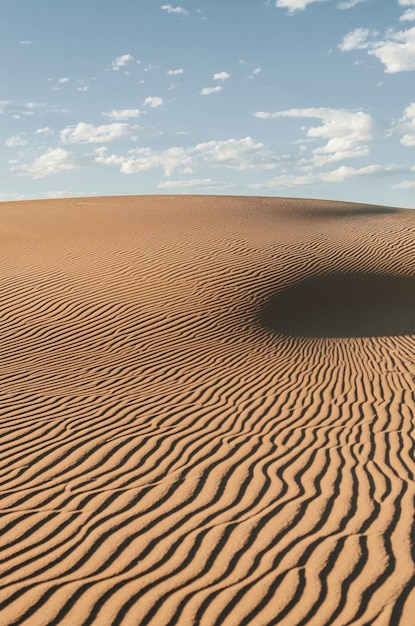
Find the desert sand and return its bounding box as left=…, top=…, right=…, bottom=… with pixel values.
left=0, top=194, right=414, bottom=625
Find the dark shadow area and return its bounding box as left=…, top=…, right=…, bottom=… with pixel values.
left=286, top=205, right=399, bottom=220
left=259, top=272, right=415, bottom=338
left=306, top=206, right=399, bottom=218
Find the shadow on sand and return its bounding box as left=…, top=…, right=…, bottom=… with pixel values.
left=259, top=272, right=415, bottom=339
left=306, top=206, right=399, bottom=218
left=285, top=205, right=400, bottom=220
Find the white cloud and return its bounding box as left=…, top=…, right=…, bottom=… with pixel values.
left=200, top=86, right=223, bottom=95
left=213, top=71, right=230, bottom=81
left=45, top=190, right=98, bottom=199
left=400, top=9, right=415, bottom=20
left=275, top=0, right=330, bottom=14
left=111, top=54, right=134, bottom=71
left=318, top=164, right=384, bottom=182
left=393, top=178, right=415, bottom=188
left=26, top=102, right=43, bottom=111
left=161, top=4, right=189, bottom=15
left=5, top=135, right=29, bottom=148
left=167, top=68, right=184, bottom=75
left=340, top=26, right=415, bottom=72
left=249, top=164, right=390, bottom=189
left=102, top=108, right=143, bottom=120
left=61, top=122, right=134, bottom=144
left=254, top=107, right=375, bottom=164
left=0, top=100, right=36, bottom=117
left=15, top=148, right=79, bottom=179
left=194, top=137, right=278, bottom=170
left=337, top=0, right=365, bottom=9
left=246, top=66, right=262, bottom=79
left=20, top=40, right=32, bottom=46
left=76, top=79, right=92, bottom=92
left=93, top=147, right=125, bottom=166
left=36, top=127, right=53, bottom=135
left=98, top=146, right=192, bottom=176
left=58, top=77, right=69, bottom=84
left=399, top=0, right=415, bottom=19
left=369, top=26, right=415, bottom=72
left=158, top=178, right=232, bottom=189
left=95, top=136, right=279, bottom=177
left=399, top=102, right=415, bottom=145
left=339, top=28, right=371, bottom=51
left=143, top=96, right=164, bottom=108
left=0, top=193, right=28, bottom=201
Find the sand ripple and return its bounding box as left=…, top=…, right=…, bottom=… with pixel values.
left=0, top=195, right=414, bottom=625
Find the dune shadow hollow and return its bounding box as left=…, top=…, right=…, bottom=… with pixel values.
left=259, top=272, right=415, bottom=339
left=288, top=206, right=399, bottom=220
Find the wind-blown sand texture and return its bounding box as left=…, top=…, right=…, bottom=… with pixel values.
left=1, top=195, right=415, bottom=626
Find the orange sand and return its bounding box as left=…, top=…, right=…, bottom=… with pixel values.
left=0, top=195, right=414, bottom=625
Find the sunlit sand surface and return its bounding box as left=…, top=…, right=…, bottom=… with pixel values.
left=0, top=195, right=414, bottom=625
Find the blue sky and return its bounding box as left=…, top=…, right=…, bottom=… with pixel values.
left=1, top=0, right=415, bottom=207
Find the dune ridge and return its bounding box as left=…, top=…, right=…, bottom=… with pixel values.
left=0, top=195, right=414, bottom=625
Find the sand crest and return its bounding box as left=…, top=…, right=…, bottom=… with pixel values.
left=0, top=195, right=414, bottom=625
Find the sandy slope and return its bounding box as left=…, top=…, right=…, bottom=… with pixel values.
left=0, top=195, right=414, bottom=625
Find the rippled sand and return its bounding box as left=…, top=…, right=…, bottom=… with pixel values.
left=1, top=195, right=414, bottom=625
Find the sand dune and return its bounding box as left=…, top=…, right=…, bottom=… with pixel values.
left=0, top=194, right=414, bottom=625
